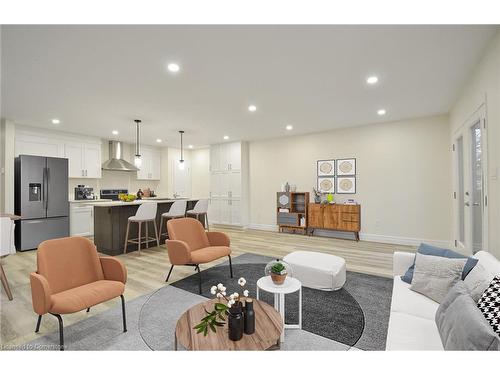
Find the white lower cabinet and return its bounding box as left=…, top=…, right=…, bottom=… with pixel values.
left=208, top=198, right=241, bottom=226
left=70, top=204, right=94, bottom=237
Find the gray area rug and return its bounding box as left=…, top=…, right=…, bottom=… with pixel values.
left=172, top=253, right=393, bottom=350
left=22, top=253, right=391, bottom=351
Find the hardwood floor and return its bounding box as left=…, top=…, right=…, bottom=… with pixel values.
left=0, top=226, right=414, bottom=348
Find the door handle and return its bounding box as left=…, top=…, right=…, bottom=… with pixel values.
left=472, top=202, right=480, bottom=206
left=46, top=168, right=50, bottom=209
left=464, top=202, right=470, bottom=207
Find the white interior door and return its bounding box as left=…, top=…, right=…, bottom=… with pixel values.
left=172, top=159, right=191, bottom=198
left=453, top=111, right=488, bottom=254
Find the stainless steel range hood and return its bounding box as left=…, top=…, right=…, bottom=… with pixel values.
left=101, top=141, right=139, bottom=171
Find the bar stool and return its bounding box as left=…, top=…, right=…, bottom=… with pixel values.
left=186, top=199, right=209, bottom=230
left=159, top=200, right=187, bottom=240
left=123, top=202, right=159, bottom=254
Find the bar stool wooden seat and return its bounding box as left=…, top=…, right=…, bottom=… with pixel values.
left=186, top=199, right=209, bottom=230
left=159, top=200, right=187, bottom=240
left=123, top=202, right=159, bottom=254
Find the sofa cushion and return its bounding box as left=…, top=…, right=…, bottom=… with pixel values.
left=410, top=253, right=466, bottom=303
left=386, top=311, right=443, bottom=350
left=477, top=276, right=500, bottom=336
left=465, top=251, right=500, bottom=302
left=436, top=281, right=500, bottom=350
left=50, top=280, right=125, bottom=314
left=401, top=243, right=477, bottom=284
left=390, top=276, right=439, bottom=320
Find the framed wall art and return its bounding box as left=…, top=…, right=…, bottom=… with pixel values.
left=317, top=159, right=335, bottom=176
left=336, top=176, right=356, bottom=194
left=336, top=158, right=356, bottom=176
left=317, top=176, right=335, bottom=193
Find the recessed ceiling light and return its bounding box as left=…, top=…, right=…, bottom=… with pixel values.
left=223, top=135, right=229, bottom=140
left=112, top=130, right=119, bottom=135
left=167, top=63, right=180, bottom=73
left=248, top=105, right=257, bottom=112
left=377, top=109, right=387, bottom=116
left=285, top=124, right=293, bottom=131
left=366, top=76, right=379, bottom=85
left=188, top=144, right=194, bottom=149
left=156, top=138, right=162, bottom=143
left=51, top=119, right=60, bottom=124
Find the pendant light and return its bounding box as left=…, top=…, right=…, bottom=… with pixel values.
left=178, top=130, right=185, bottom=170
left=134, top=119, right=142, bottom=168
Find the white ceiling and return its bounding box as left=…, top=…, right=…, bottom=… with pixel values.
left=1, top=25, right=498, bottom=147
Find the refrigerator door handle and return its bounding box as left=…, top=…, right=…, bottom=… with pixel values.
left=42, top=167, right=47, bottom=208
left=45, top=167, right=50, bottom=210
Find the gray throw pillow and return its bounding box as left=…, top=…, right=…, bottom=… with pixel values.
left=436, top=281, right=500, bottom=350
left=401, top=243, right=478, bottom=283
left=410, top=253, right=467, bottom=303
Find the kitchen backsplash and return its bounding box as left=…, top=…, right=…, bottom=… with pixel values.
left=69, top=170, right=163, bottom=200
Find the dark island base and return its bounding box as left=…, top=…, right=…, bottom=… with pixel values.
left=93, top=200, right=202, bottom=256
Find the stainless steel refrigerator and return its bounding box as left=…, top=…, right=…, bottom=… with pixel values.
left=15, top=155, right=69, bottom=251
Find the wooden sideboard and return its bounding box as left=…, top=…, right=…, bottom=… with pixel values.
left=307, top=203, right=361, bottom=241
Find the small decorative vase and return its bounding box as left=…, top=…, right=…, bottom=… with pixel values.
left=228, top=302, right=244, bottom=341
left=285, top=182, right=290, bottom=192
left=244, top=299, right=255, bottom=335
left=271, top=273, right=287, bottom=285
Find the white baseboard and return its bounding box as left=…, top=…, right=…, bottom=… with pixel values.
left=245, top=223, right=452, bottom=248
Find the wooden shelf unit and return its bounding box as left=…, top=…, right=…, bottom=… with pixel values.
left=308, top=203, right=361, bottom=241
left=276, top=192, right=309, bottom=234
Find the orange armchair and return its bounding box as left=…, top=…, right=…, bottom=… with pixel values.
left=165, top=218, right=233, bottom=294
left=30, top=237, right=127, bottom=350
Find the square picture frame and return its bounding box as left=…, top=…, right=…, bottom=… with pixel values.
left=336, top=176, right=356, bottom=194
left=317, top=176, right=335, bottom=193
left=317, top=159, right=335, bottom=176
left=336, top=158, right=356, bottom=176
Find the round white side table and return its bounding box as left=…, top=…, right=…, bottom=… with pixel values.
left=256, top=276, right=302, bottom=343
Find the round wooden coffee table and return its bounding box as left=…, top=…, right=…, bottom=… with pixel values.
left=175, top=298, right=283, bottom=350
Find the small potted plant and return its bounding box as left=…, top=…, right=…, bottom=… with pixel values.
left=270, top=261, right=287, bottom=285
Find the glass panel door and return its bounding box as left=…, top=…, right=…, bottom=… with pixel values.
left=470, top=120, right=483, bottom=253
left=456, top=136, right=465, bottom=246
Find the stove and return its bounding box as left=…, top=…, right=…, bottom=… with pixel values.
left=100, top=189, right=128, bottom=201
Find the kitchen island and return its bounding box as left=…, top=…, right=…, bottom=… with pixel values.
left=93, top=199, right=200, bottom=256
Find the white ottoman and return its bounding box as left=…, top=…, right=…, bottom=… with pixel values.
left=283, top=251, right=346, bottom=291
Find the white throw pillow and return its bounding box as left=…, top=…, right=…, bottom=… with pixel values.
left=464, top=262, right=497, bottom=302
left=410, top=253, right=467, bottom=303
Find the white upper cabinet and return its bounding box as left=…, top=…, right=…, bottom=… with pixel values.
left=83, top=143, right=102, bottom=178
left=65, top=143, right=85, bottom=177
left=210, top=142, right=242, bottom=172
left=15, top=133, right=64, bottom=158
left=64, top=142, right=102, bottom=178
left=136, top=147, right=161, bottom=180
left=227, top=142, right=241, bottom=171
left=15, top=128, right=102, bottom=178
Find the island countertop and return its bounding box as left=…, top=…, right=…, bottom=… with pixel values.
left=93, top=198, right=202, bottom=256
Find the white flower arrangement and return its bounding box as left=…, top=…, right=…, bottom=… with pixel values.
left=196, top=276, right=254, bottom=335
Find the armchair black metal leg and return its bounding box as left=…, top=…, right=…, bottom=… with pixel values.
left=86, top=307, right=90, bottom=313
left=228, top=255, right=233, bottom=278
left=120, top=295, right=127, bottom=332
left=196, top=265, right=202, bottom=295
left=165, top=265, right=174, bottom=282
left=35, top=315, right=42, bottom=333
left=51, top=313, right=64, bottom=351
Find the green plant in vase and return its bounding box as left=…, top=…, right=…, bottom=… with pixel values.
left=270, top=261, right=287, bottom=285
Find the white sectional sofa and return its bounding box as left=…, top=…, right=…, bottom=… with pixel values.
left=386, top=250, right=500, bottom=350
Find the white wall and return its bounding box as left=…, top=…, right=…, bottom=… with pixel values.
left=0, top=119, right=15, bottom=213
left=191, top=148, right=210, bottom=199
left=450, top=30, right=500, bottom=258
left=248, top=115, right=452, bottom=246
